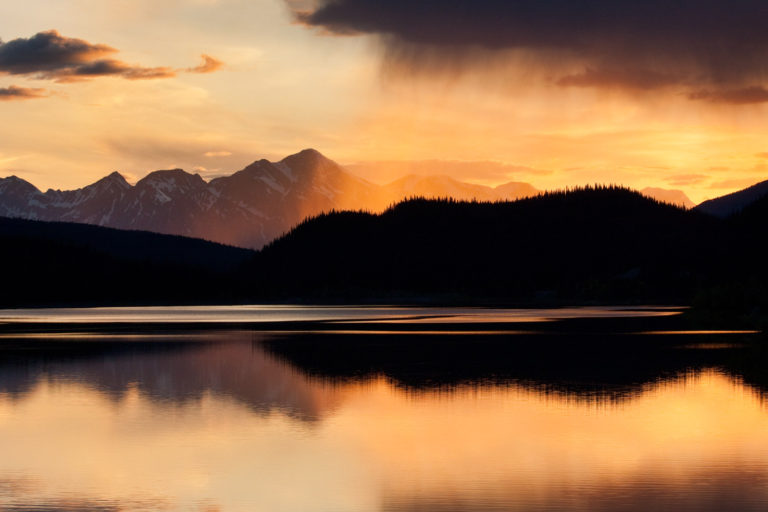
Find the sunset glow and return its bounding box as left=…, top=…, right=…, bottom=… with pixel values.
left=2, top=1, right=767, bottom=203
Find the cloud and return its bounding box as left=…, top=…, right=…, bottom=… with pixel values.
left=204, top=150, right=232, bottom=157
left=688, top=86, right=768, bottom=105
left=187, top=54, right=223, bottom=74
left=664, top=174, right=709, bottom=186
left=52, top=58, right=176, bottom=82
left=293, top=0, right=768, bottom=92
left=0, top=85, right=48, bottom=100
left=557, top=68, right=680, bottom=91
left=345, top=159, right=551, bottom=184
left=0, top=30, right=115, bottom=75
left=709, top=177, right=761, bottom=189
left=756, top=152, right=768, bottom=159
left=0, top=30, right=200, bottom=83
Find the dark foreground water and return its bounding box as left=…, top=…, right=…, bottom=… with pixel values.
left=0, top=306, right=766, bottom=512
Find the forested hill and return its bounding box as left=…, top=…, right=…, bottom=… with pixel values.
left=0, top=217, right=252, bottom=307
left=248, top=186, right=738, bottom=304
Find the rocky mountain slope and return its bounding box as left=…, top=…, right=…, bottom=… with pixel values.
left=0, top=149, right=540, bottom=248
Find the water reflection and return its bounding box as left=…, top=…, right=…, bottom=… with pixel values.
left=0, top=333, right=343, bottom=421
left=0, top=328, right=767, bottom=511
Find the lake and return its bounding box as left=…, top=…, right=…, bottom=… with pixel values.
left=0, top=306, right=766, bottom=511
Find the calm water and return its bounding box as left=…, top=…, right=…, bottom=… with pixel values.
left=0, top=306, right=766, bottom=511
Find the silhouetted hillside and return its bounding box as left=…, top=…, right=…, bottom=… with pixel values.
left=0, top=217, right=252, bottom=307
left=695, top=179, right=768, bottom=217
left=689, top=193, right=768, bottom=322
left=249, top=187, right=720, bottom=304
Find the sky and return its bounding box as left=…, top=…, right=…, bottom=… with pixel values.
left=1, top=0, right=768, bottom=203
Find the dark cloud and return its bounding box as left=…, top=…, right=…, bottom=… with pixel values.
left=0, top=30, right=201, bottom=83
left=0, top=85, right=48, bottom=100
left=0, top=30, right=115, bottom=74
left=187, top=54, right=224, bottom=74
left=52, top=58, right=176, bottom=82
left=688, top=86, right=768, bottom=104
left=293, top=0, right=768, bottom=94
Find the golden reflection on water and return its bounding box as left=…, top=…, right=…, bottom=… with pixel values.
left=1, top=339, right=768, bottom=512
left=0, top=305, right=682, bottom=325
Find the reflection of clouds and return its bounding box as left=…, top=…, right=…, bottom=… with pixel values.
left=346, top=373, right=768, bottom=512
left=0, top=380, right=376, bottom=512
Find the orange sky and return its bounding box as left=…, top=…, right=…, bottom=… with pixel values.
left=1, top=0, right=767, bottom=203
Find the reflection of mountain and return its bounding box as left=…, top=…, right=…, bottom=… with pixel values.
left=259, top=324, right=768, bottom=400
left=1, top=326, right=765, bottom=411
left=0, top=335, right=344, bottom=421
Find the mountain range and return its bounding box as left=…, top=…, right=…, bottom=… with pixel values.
left=0, top=149, right=696, bottom=248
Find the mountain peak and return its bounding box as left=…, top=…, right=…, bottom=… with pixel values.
left=94, top=171, right=131, bottom=189
left=239, top=159, right=273, bottom=175
left=0, top=175, right=41, bottom=195
left=640, top=187, right=695, bottom=209
left=278, top=148, right=343, bottom=183
left=295, top=148, right=324, bottom=158
left=136, top=169, right=207, bottom=200
left=139, top=168, right=203, bottom=184
left=106, top=170, right=126, bottom=180
left=280, top=148, right=333, bottom=166
left=1, top=175, right=32, bottom=185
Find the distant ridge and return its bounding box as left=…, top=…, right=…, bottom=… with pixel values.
left=0, top=216, right=253, bottom=307
left=640, top=187, right=695, bottom=209
left=695, top=179, right=768, bottom=218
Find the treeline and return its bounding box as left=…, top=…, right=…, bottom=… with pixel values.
left=250, top=186, right=717, bottom=302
